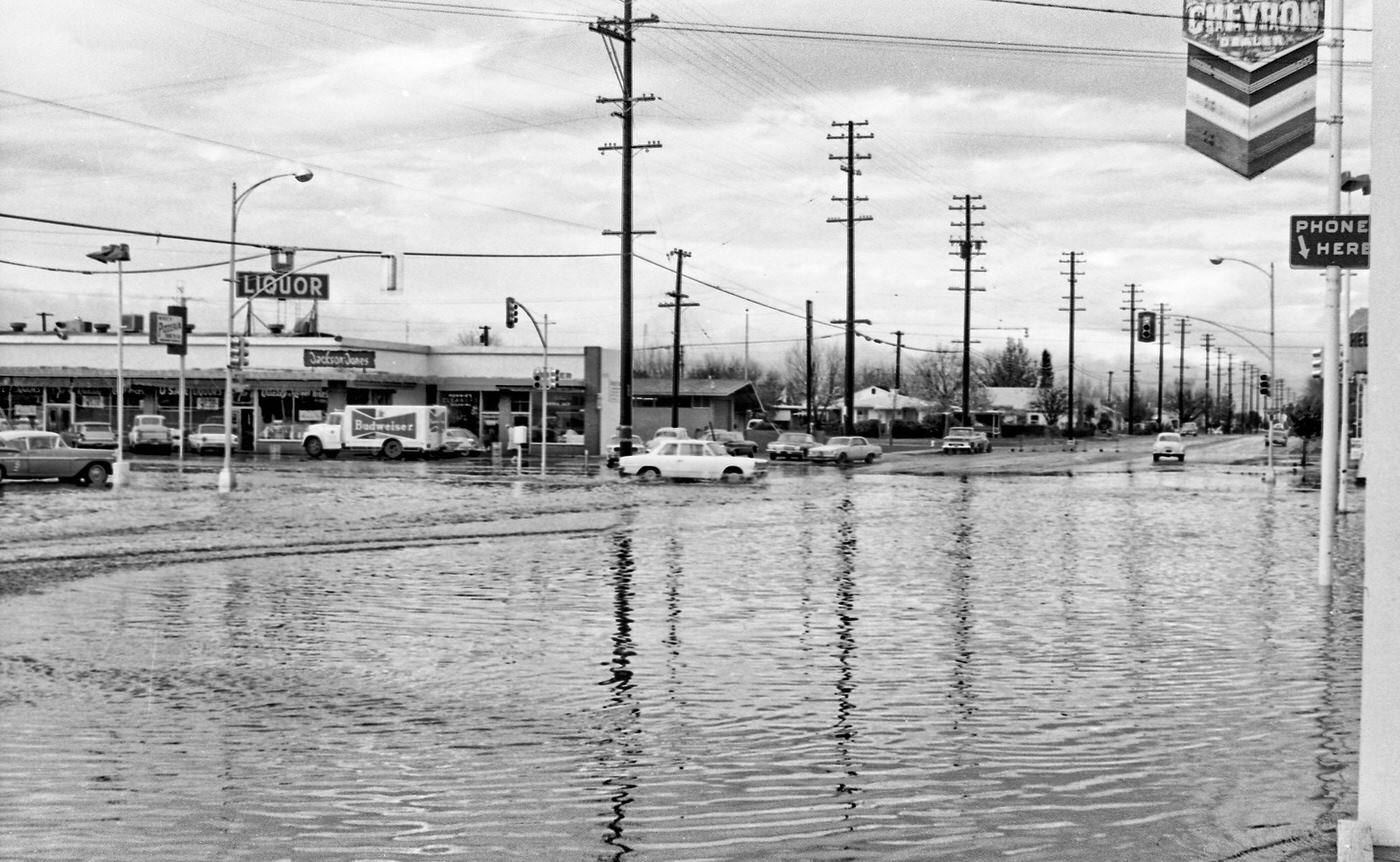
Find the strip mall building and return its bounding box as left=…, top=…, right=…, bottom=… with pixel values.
left=0, top=323, right=768, bottom=455
left=1, top=322, right=620, bottom=456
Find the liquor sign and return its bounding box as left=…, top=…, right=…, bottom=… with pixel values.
left=236, top=271, right=331, bottom=300
left=1182, top=1, right=1325, bottom=179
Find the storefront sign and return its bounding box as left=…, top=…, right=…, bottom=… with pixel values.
left=303, top=349, right=375, bottom=369
left=237, top=272, right=331, bottom=300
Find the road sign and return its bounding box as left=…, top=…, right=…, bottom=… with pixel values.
left=1289, top=214, right=1370, bottom=269
left=236, top=271, right=331, bottom=300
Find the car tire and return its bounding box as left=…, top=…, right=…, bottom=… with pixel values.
left=381, top=439, right=404, bottom=460
left=721, top=466, right=743, bottom=482
left=637, top=466, right=661, bottom=481
left=1152, top=454, right=1160, bottom=462
left=836, top=453, right=848, bottom=464
left=305, top=437, right=325, bottom=459
left=79, top=462, right=110, bottom=487
left=864, top=453, right=876, bottom=464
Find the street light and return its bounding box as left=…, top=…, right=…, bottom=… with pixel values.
left=1210, top=255, right=1275, bottom=482
left=86, top=243, right=131, bottom=487
left=220, top=169, right=313, bottom=494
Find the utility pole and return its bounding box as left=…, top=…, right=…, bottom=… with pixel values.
left=1177, top=317, right=1190, bottom=424
left=1059, top=252, right=1085, bottom=437
left=660, top=248, right=696, bottom=429
left=950, top=195, right=986, bottom=428
left=1156, top=302, right=1169, bottom=429
left=1226, top=353, right=1235, bottom=433
left=888, top=330, right=904, bottom=446
left=1215, top=345, right=1225, bottom=421
left=827, top=120, right=872, bottom=436
left=805, top=300, right=815, bottom=435
left=1122, top=283, right=1143, bottom=433
left=594, top=0, right=659, bottom=460
left=1201, top=333, right=1215, bottom=428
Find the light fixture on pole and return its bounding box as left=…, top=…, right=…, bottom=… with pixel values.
left=1210, top=255, right=1275, bottom=483
left=86, top=243, right=131, bottom=487
left=220, top=169, right=313, bottom=495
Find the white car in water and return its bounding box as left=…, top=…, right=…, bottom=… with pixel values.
left=618, top=438, right=767, bottom=482
left=807, top=436, right=882, bottom=465
left=1152, top=432, right=1186, bottom=463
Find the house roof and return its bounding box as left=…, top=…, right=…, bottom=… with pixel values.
left=632, top=377, right=757, bottom=398
left=851, top=386, right=936, bottom=410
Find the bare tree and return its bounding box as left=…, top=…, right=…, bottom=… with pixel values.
left=782, top=342, right=843, bottom=419
left=907, top=349, right=962, bottom=409
left=1032, top=386, right=1069, bottom=428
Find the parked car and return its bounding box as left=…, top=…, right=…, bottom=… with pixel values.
left=618, top=438, right=767, bottom=482
left=1179, top=421, right=1199, bottom=436
left=61, top=421, right=119, bottom=449
left=940, top=427, right=991, bottom=454
left=1152, top=432, right=1186, bottom=463
left=183, top=423, right=236, bottom=455
left=699, top=429, right=759, bottom=457
left=605, top=435, right=646, bottom=468
left=767, top=431, right=818, bottom=461
left=128, top=414, right=174, bottom=454
left=442, top=427, right=486, bottom=457
left=1266, top=426, right=1288, bottom=446
left=808, top=436, right=882, bottom=465
left=0, top=430, right=113, bottom=486
left=646, top=427, right=691, bottom=449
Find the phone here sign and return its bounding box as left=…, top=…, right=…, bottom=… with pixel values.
left=1290, top=214, right=1369, bottom=269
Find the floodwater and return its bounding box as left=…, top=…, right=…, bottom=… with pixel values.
left=0, top=461, right=1365, bottom=861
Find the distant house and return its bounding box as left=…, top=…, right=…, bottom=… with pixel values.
left=630, top=377, right=765, bottom=439
left=852, top=386, right=937, bottom=427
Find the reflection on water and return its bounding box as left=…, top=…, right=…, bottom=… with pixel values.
left=0, top=470, right=1363, bottom=861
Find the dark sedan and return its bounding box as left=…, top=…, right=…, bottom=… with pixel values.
left=699, top=429, right=759, bottom=457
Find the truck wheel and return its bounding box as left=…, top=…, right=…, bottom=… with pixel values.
left=382, top=439, right=404, bottom=460
left=305, top=437, right=325, bottom=459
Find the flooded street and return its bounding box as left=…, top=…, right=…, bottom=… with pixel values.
left=0, top=460, right=1365, bottom=861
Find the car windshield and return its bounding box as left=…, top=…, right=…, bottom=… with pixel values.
left=777, top=433, right=808, bottom=442
left=81, top=423, right=113, bottom=433
left=198, top=425, right=223, bottom=434
left=1158, top=433, right=1182, bottom=443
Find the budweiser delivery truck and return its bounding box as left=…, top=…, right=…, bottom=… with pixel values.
left=302, top=405, right=449, bottom=460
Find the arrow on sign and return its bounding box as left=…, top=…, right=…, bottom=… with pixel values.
left=1296, top=235, right=1309, bottom=260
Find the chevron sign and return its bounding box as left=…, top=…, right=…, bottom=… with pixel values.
left=1182, top=1, right=1325, bottom=179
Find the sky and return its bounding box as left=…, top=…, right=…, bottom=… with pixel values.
left=0, top=0, right=1375, bottom=400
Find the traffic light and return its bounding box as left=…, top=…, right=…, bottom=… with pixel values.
left=549, top=368, right=560, bottom=386
left=229, top=335, right=250, bottom=370
left=506, top=297, right=519, bottom=328
left=532, top=369, right=544, bottom=390
left=1258, top=373, right=1271, bottom=397
left=1311, top=349, right=1323, bottom=379
left=1137, top=310, right=1156, bottom=342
